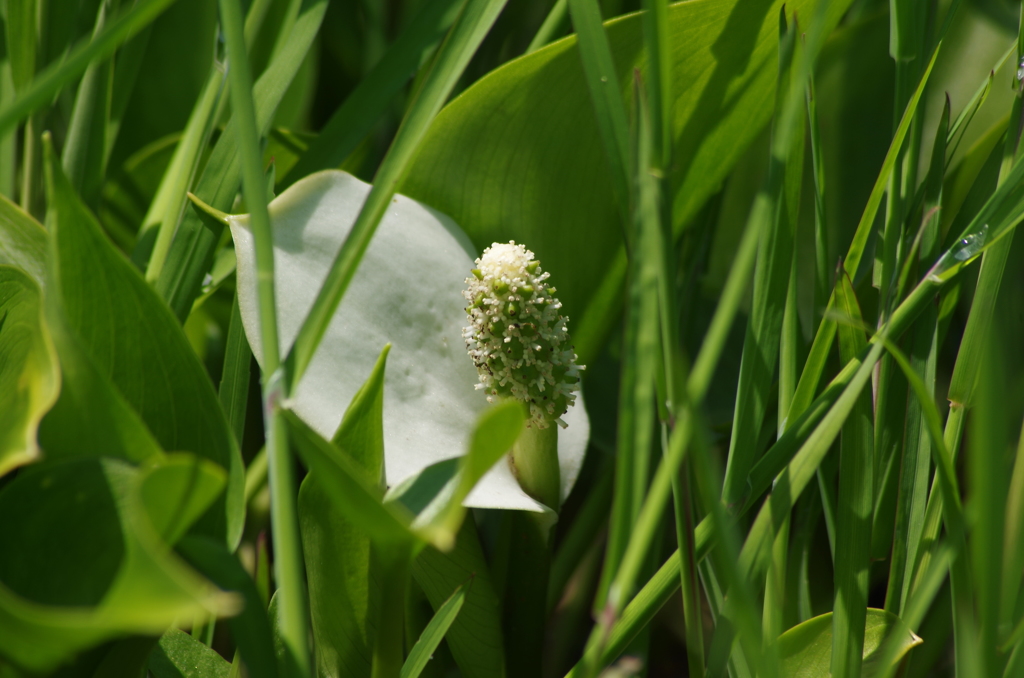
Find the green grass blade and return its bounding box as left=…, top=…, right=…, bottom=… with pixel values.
left=61, top=0, right=114, bottom=207
left=278, top=0, right=463, bottom=190
left=218, top=0, right=308, bottom=674
left=788, top=43, right=940, bottom=423
left=283, top=0, right=507, bottom=388
left=888, top=99, right=947, bottom=616
left=596, top=78, right=661, bottom=612
left=721, top=10, right=802, bottom=506
left=566, top=0, right=631, bottom=227
left=136, top=65, right=225, bottom=274
left=155, top=0, right=328, bottom=320
left=970, top=333, right=1012, bottom=677
left=830, top=268, right=874, bottom=678
left=0, top=0, right=178, bottom=139
left=806, top=74, right=829, bottom=314
left=526, top=0, right=569, bottom=54
left=3, top=0, right=36, bottom=94
left=1003, top=419, right=1024, bottom=635
left=400, top=582, right=468, bottom=678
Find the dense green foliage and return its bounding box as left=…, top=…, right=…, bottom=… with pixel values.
left=1, top=0, right=1024, bottom=677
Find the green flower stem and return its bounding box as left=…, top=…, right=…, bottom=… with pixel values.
left=510, top=423, right=560, bottom=511
left=505, top=424, right=559, bottom=676
left=504, top=511, right=554, bottom=678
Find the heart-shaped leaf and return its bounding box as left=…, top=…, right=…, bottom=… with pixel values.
left=229, top=170, right=590, bottom=512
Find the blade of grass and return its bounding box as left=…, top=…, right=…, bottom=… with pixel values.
left=594, top=76, right=660, bottom=612
left=400, top=582, right=468, bottom=678
left=526, top=0, right=569, bottom=54
left=282, top=0, right=508, bottom=390
left=888, top=98, right=947, bottom=616
left=155, top=0, right=328, bottom=320
left=1002, top=419, right=1024, bottom=637
left=0, top=0, right=179, bottom=139
left=830, top=268, right=874, bottom=678
left=218, top=1, right=307, bottom=675
left=218, top=293, right=253, bottom=447
left=806, top=74, right=829, bottom=317
left=62, top=0, right=114, bottom=207
left=566, top=0, right=631, bottom=228
left=136, top=64, right=225, bottom=274
left=277, top=0, right=464, bottom=190
left=788, top=40, right=940, bottom=424
left=721, top=9, right=802, bottom=507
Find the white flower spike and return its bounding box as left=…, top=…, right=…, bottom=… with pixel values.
left=463, top=242, right=582, bottom=429
left=228, top=171, right=590, bottom=512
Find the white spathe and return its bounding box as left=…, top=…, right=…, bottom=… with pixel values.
left=229, top=170, right=589, bottom=512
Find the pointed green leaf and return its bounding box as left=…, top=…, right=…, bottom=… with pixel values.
left=138, top=454, right=228, bottom=546
left=284, top=409, right=417, bottom=546
left=0, top=265, right=59, bottom=477
left=413, top=520, right=505, bottom=678
left=401, top=581, right=468, bottom=678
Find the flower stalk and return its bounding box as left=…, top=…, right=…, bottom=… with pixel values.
left=464, top=241, right=582, bottom=509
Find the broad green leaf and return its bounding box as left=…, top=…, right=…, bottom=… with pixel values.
left=299, top=345, right=389, bottom=678
left=42, top=140, right=244, bottom=548
left=0, top=458, right=238, bottom=673
left=0, top=192, right=47, bottom=286
left=401, top=582, right=468, bottom=678
left=400, top=0, right=854, bottom=365
left=0, top=266, right=59, bottom=476
left=229, top=170, right=589, bottom=512
left=413, top=520, right=505, bottom=678
left=148, top=628, right=231, bottom=678
left=778, top=609, right=921, bottom=677
left=148, top=630, right=230, bottom=678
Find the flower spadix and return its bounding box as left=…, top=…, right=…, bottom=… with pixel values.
left=463, top=242, right=582, bottom=428
left=228, top=171, right=589, bottom=512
